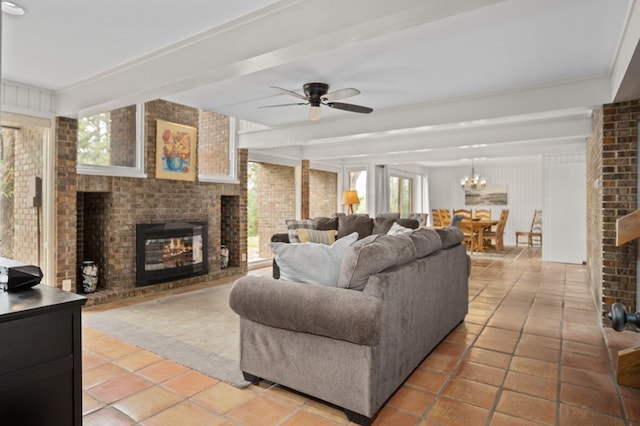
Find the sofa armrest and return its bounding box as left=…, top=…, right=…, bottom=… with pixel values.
left=229, top=276, right=381, bottom=346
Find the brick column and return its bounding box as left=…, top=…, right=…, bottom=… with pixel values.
left=56, top=117, right=79, bottom=289
left=301, top=160, right=310, bottom=219
left=599, top=100, right=640, bottom=323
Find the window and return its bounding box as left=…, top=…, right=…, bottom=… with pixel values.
left=389, top=175, right=412, bottom=217
left=77, top=104, right=146, bottom=177
left=348, top=169, right=367, bottom=214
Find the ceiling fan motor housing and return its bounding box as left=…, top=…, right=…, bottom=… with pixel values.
left=304, top=82, right=329, bottom=106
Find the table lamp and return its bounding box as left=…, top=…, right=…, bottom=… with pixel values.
left=342, top=190, right=360, bottom=214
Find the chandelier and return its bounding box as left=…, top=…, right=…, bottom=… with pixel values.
left=460, top=160, right=487, bottom=191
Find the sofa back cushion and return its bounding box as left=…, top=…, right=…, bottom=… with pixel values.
left=337, top=233, right=417, bottom=291
left=371, top=217, right=420, bottom=235
left=409, top=228, right=443, bottom=258
left=337, top=215, right=373, bottom=240
left=434, top=227, right=465, bottom=248
left=312, top=216, right=339, bottom=231
left=270, top=232, right=359, bottom=286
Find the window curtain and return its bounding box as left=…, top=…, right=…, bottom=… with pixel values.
left=375, top=165, right=389, bottom=215
left=422, top=174, right=432, bottom=225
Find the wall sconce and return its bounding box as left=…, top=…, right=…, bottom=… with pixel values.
left=342, top=190, right=360, bottom=214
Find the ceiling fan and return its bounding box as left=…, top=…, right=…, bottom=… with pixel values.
left=262, top=82, right=373, bottom=121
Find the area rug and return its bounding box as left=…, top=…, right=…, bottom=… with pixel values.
left=83, top=283, right=251, bottom=388
left=469, top=245, right=526, bottom=261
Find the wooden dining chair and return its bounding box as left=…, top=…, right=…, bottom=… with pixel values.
left=475, top=209, right=491, bottom=220
left=453, top=208, right=472, bottom=218
left=431, top=209, right=442, bottom=227
left=482, top=209, right=509, bottom=251
left=439, top=209, right=452, bottom=226
left=516, top=209, right=542, bottom=247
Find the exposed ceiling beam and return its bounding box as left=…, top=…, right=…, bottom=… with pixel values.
left=55, top=0, right=505, bottom=117
left=297, top=114, right=592, bottom=160
left=238, top=76, right=610, bottom=148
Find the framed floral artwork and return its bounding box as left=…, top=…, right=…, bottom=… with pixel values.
left=155, top=120, right=197, bottom=181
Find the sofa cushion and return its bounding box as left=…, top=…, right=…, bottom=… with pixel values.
left=434, top=226, right=465, bottom=248
left=312, top=216, right=339, bottom=231
left=396, top=218, right=420, bottom=229
left=297, top=229, right=337, bottom=244
left=337, top=233, right=417, bottom=291
left=409, top=228, right=442, bottom=258
left=286, top=219, right=314, bottom=243
left=386, top=221, right=413, bottom=235
left=270, top=232, right=359, bottom=286
left=372, top=217, right=395, bottom=234
left=337, top=215, right=373, bottom=240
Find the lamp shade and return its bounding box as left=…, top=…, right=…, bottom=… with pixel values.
left=341, top=190, right=360, bottom=206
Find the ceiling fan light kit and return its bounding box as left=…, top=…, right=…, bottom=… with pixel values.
left=264, top=82, right=373, bottom=121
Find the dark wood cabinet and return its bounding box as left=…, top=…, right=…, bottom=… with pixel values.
left=0, top=285, right=86, bottom=426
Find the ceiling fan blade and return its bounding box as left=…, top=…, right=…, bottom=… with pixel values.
left=259, top=102, right=308, bottom=108
left=270, top=86, right=308, bottom=100
left=323, top=88, right=360, bottom=102
left=327, top=102, right=373, bottom=114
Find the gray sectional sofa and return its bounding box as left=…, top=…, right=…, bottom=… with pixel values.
left=229, top=226, right=470, bottom=425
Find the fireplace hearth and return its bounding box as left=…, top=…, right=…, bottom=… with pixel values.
left=136, top=221, right=208, bottom=286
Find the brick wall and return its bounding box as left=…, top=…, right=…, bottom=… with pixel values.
left=13, top=126, right=43, bottom=266
left=257, top=162, right=295, bottom=257
left=309, top=169, right=337, bottom=217
left=110, top=105, right=137, bottom=167
left=199, top=110, right=230, bottom=176
left=56, top=117, right=79, bottom=287
left=255, top=162, right=337, bottom=257
left=57, top=99, right=247, bottom=304
left=591, top=99, right=640, bottom=326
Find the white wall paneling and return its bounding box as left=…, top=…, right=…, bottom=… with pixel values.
left=427, top=158, right=544, bottom=247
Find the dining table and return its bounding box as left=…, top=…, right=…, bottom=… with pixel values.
left=470, top=218, right=499, bottom=252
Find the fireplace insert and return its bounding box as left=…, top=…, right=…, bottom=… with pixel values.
left=136, top=221, right=208, bottom=286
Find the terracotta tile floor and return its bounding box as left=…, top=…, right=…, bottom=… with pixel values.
left=82, top=248, right=640, bottom=425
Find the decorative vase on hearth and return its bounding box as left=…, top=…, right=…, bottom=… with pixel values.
left=220, top=245, right=229, bottom=269
left=81, top=261, right=98, bottom=293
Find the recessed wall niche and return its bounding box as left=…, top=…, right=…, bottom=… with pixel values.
left=76, top=191, right=111, bottom=292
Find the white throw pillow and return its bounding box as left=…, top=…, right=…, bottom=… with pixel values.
left=270, top=232, right=359, bottom=286
left=386, top=221, right=413, bottom=235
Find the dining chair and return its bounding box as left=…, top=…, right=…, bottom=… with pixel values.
left=431, top=209, right=442, bottom=227
left=475, top=209, right=491, bottom=220
left=459, top=216, right=478, bottom=252
left=516, top=209, right=542, bottom=247
left=482, top=209, right=509, bottom=251
left=439, top=209, right=452, bottom=226
left=453, top=208, right=472, bottom=218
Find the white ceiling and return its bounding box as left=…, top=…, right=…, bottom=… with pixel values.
left=2, top=0, right=639, bottom=169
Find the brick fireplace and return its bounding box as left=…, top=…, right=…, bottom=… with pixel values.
left=57, top=99, right=248, bottom=305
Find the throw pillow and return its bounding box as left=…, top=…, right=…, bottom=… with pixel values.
left=297, top=229, right=337, bottom=245
left=386, top=221, right=413, bottom=235
left=286, top=219, right=314, bottom=243
left=337, top=233, right=417, bottom=291
left=337, top=215, right=373, bottom=240
left=270, top=232, right=359, bottom=286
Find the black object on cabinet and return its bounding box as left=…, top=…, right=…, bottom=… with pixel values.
left=0, top=284, right=86, bottom=425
